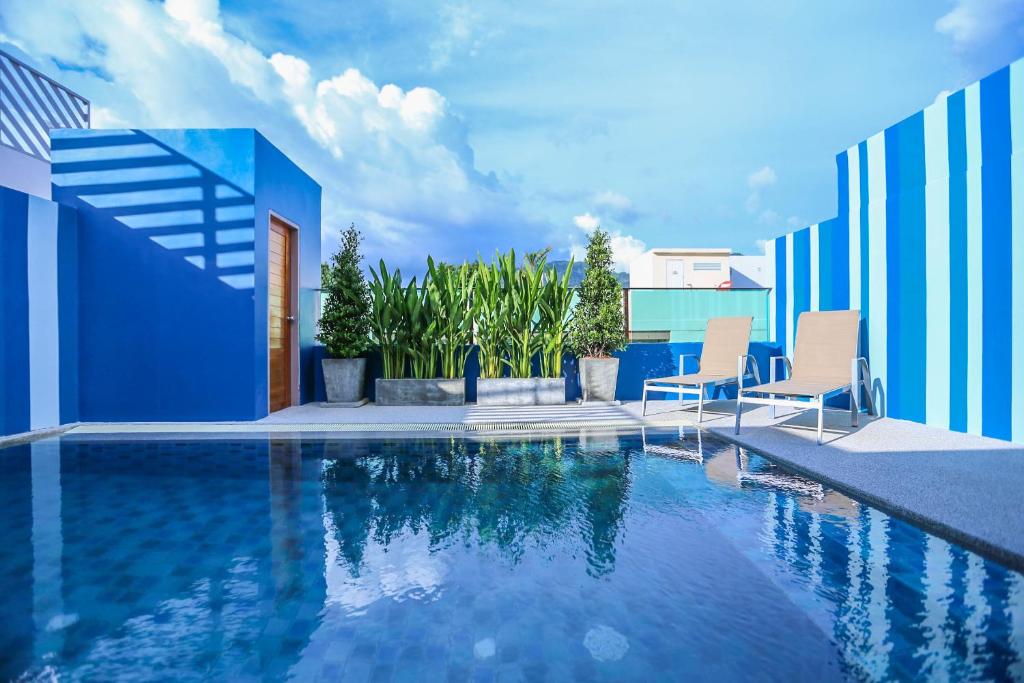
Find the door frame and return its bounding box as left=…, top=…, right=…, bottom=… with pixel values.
left=267, top=210, right=300, bottom=412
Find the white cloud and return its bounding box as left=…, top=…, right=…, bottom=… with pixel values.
left=747, top=165, right=777, bottom=189
left=569, top=213, right=646, bottom=271
left=592, top=190, right=639, bottom=224
left=745, top=165, right=777, bottom=214
left=1, top=0, right=547, bottom=271
left=593, top=190, right=631, bottom=210
left=607, top=232, right=647, bottom=271
left=429, top=3, right=484, bottom=71
left=573, top=212, right=600, bottom=232
left=935, top=0, right=1024, bottom=51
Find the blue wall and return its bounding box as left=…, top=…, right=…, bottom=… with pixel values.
left=313, top=341, right=782, bottom=403
left=46, top=128, right=320, bottom=424
left=254, top=133, right=322, bottom=411
left=769, top=58, right=1024, bottom=444
left=0, top=187, right=78, bottom=437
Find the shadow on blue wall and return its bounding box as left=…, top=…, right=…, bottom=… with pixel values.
left=51, top=130, right=260, bottom=421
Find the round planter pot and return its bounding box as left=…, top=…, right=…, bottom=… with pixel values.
left=579, top=357, right=619, bottom=403
left=322, top=358, right=367, bottom=403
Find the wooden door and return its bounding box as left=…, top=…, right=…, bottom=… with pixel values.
left=269, top=219, right=293, bottom=412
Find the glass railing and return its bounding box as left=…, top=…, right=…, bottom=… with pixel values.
left=314, top=287, right=770, bottom=344
left=626, top=288, right=770, bottom=342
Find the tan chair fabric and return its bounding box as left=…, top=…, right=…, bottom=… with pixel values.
left=645, top=372, right=731, bottom=386
left=746, top=379, right=847, bottom=398
left=644, top=316, right=752, bottom=386
left=789, top=310, right=860, bottom=385
left=696, top=316, right=753, bottom=376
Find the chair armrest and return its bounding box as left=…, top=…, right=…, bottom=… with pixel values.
left=768, top=355, right=792, bottom=383
left=851, top=356, right=876, bottom=415
left=679, top=353, right=699, bottom=374
left=741, top=354, right=762, bottom=385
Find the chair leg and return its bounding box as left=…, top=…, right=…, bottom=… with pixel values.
left=642, top=385, right=648, bottom=416
left=849, top=358, right=859, bottom=427
left=734, top=395, right=743, bottom=434
left=697, top=384, right=705, bottom=423
left=816, top=398, right=824, bottom=445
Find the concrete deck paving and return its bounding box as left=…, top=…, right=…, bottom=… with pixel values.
left=58, top=398, right=1024, bottom=570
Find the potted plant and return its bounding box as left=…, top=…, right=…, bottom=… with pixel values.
left=317, top=224, right=372, bottom=405
left=568, top=228, right=627, bottom=403
left=369, top=260, right=466, bottom=405
left=475, top=250, right=569, bottom=406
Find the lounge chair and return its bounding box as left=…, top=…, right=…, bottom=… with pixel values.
left=734, top=309, right=875, bottom=445
left=642, top=316, right=761, bottom=422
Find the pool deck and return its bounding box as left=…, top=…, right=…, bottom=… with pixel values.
left=53, top=399, right=1024, bottom=571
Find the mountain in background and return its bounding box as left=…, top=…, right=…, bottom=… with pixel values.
left=548, top=260, right=629, bottom=288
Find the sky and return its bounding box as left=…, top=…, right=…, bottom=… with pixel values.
left=2, top=0, right=1024, bottom=272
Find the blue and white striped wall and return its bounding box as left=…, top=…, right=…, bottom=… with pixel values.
left=769, top=58, right=1024, bottom=443
left=0, top=186, right=78, bottom=437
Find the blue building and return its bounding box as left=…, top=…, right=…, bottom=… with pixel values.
left=1, top=53, right=321, bottom=436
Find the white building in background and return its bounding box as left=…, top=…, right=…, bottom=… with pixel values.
left=628, top=248, right=768, bottom=289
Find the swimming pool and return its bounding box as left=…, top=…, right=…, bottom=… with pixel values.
left=1, top=429, right=1021, bottom=681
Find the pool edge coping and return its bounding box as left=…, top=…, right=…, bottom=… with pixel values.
left=716, top=427, right=1024, bottom=574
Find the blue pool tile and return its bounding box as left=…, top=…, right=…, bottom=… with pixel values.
left=0, top=433, right=1020, bottom=681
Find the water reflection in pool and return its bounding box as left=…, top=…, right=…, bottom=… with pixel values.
left=1, top=431, right=1021, bottom=681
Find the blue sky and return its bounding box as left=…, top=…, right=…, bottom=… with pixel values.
left=3, top=0, right=1024, bottom=271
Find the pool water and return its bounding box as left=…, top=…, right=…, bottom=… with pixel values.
left=1, top=430, right=1021, bottom=681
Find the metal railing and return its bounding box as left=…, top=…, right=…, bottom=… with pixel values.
left=0, top=49, right=90, bottom=161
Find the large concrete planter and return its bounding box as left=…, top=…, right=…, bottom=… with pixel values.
left=322, top=358, right=366, bottom=404
left=476, top=378, right=566, bottom=406
left=579, top=357, right=619, bottom=403
left=375, top=378, right=465, bottom=406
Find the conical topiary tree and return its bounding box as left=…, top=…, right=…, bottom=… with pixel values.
left=317, top=224, right=371, bottom=358
left=567, top=227, right=626, bottom=358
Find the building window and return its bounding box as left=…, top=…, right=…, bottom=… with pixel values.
left=692, top=262, right=721, bottom=271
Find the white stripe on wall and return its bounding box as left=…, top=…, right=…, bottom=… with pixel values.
left=920, top=536, right=953, bottom=678
left=965, top=83, right=984, bottom=436
left=27, top=197, right=61, bottom=430
left=867, top=132, right=888, bottom=416
left=848, top=147, right=862, bottom=311
left=809, top=223, right=820, bottom=311
left=924, top=95, right=951, bottom=431
left=766, top=239, right=777, bottom=342
left=1011, top=61, right=1024, bottom=444
left=866, top=507, right=891, bottom=673
left=32, top=441, right=65, bottom=658
left=785, top=233, right=794, bottom=357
